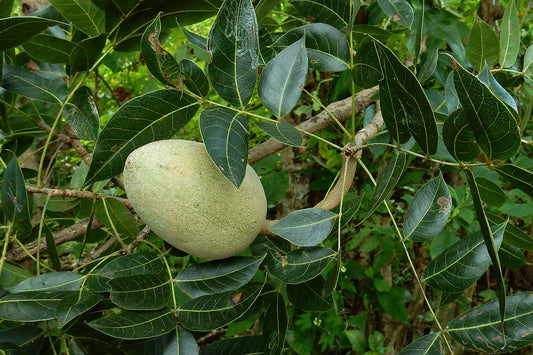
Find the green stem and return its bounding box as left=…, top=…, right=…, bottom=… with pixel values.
left=303, top=88, right=352, bottom=139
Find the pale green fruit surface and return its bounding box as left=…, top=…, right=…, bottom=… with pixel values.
left=123, top=139, right=267, bottom=260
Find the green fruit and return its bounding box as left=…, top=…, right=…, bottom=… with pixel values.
left=123, top=139, right=267, bottom=260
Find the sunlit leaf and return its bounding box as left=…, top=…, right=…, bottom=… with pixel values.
left=55, top=291, right=103, bottom=327
left=1, top=156, right=32, bottom=238
left=448, top=292, right=533, bottom=353
left=423, top=222, right=505, bottom=293
left=377, top=0, right=414, bottom=28
left=88, top=309, right=176, bottom=340
left=255, top=120, right=303, bottom=147
left=48, top=0, right=104, bottom=36
left=466, top=18, right=499, bottom=72
left=266, top=246, right=335, bottom=284
left=199, top=106, right=248, bottom=187
left=499, top=0, right=520, bottom=68
left=175, top=255, right=265, bottom=298
left=258, top=37, right=307, bottom=118
left=86, top=89, right=199, bottom=183
left=207, top=0, right=259, bottom=107
left=270, top=208, right=336, bottom=246
left=9, top=272, right=83, bottom=293
left=524, top=45, right=533, bottom=77
left=404, top=172, right=451, bottom=241
left=1, top=64, right=67, bottom=103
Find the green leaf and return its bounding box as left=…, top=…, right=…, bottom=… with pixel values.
left=423, top=222, right=506, bottom=293
left=499, top=243, right=527, bottom=270
left=258, top=37, right=307, bottom=118
left=417, top=48, right=439, bottom=83
left=180, top=59, right=209, bottom=97
left=200, top=335, right=264, bottom=355
left=376, top=40, right=438, bottom=155
left=486, top=212, right=533, bottom=250
left=0, top=262, right=32, bottom=289
left=141, top=13, right=182, bottom=88
left=464, top=168, right=506, bottom=322
left=270, top=208, right=336, bottom=246
left=109, top=274, right=171, bottom=310
left=163, top=327, right=199, bottom=355
left=286, top=275, right=333, bottom=311
left=48, top=0, right=104, bottom=36
left=199, top=106, right=248, bottom=187
left=86, top=89, right=198, bottom=183
left=207, top=0, right=259, bottom=107
left=69, top=34, right=107, bottom=73
left=476, top=177, right=507, bottom=207
left=22, top=33, right=75, bottom=64
left=478, top=64, right=518, bottom=112
left=404, top=172, right=451, bottom=241
left=88, top=309, right=177, bottom=340
left=63, top=86, right=99, bottom=141
left=499, top=0, right=520, bottom=68
left=255, top=120, right=303, bottom=147
left=445, top=72, right=460, bottom=113
left=93, top=198, right=139, bottom=238
left=379, top=69, right=411, bottom=144
left=398, top=333, right=444, bottom=355
left=377, top=0, right=414, bottom=28
left=495, top=164, right=533, bottom=200
left=452, top=59, right=520, bottom=160
left=54, top=291, right=103, bottom=327
left=1, top=156, right=32, bottom=238
left=377, top=287, right=408, bottom=323
left=442, top=109, right=480, bottom=162
left=9, top=272, right=83, bottom=293
left=178, top=282, right=264, bottom=331
left=0, top=16, right=61, bottom=52
left=524, top=44, right=533, bottom=77
left=291, top=0, right=352, bottom=29
left=352, top=37, right=382, bottom=89
left=448, top=292, right=533, bottom=353
left=466, top=18, right=499, bottom=72
left=175, top=255, right=265, bottom=298
left=262, top=293, right=287, bottom=354
left=365, top=152, right=406, bottom=219
left=99, top=252, right=165, bottom=279
left=0, top=325, right=43, bottom=354
left=179, top=23, right=207, bottom=51
left=0, top=291, right=68, bottom=322
left=272, top=23, right=350, bottom=72
left=1, top=64, right=67, bottom=103
left=0, top=0, right=14, bottom=18
left=266, top=246, right=335, bottom=284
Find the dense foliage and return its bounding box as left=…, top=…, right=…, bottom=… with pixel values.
left=0, top=0, right=532, bottom=354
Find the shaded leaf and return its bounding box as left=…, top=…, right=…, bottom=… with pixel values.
left=0, top=16, right=60, bottom=52
left=258, top=37, right=307, bottom=117
left=175, top=255, right=265, bottom=298
left=476, top=176, right=507, bottom=207
left=445, top=72, right=460, bottom=113
left=1, top=156, right=32, bottom=238
left=291, top=0, right=352, bottom=29
left=442, top=108, right=481, bottom=162
left=179, top=23, right=207, bottom=51
left=48, top=0, right=104, bottom=36
left=178, top=282, right=264, bottom=331
left=255, top=120, right=303, bottom=147
left=499, top=243, right=527, bottom=270
left=207, top=0, right=259, bottom=107
left=332, top=192, right=364, bottom=227
left=486, top=212, right=533, bottom=250
left=9, top=272, right=83, bottom=293
left=376, top=287, right=408, bottom=323
left=99, top=252, right=165, bottom=279
left=423, top=222, right=506, bottom=293
left=63, top=85, right=99, bottom=141
left=272, top=23, right=350, bottom=72
left=0, top=262, right=32, bottom=289
left=180, top=58, right=209, bottom=97
left=93, top=198, right=139, bottom=238
left=499, top=0, right=520, bottom=68
left=466, top=18, right=499, bottom=72
left=163, top=326, right=199, bottom=355
left=199, top=106, right=248, bottom=187
left=524, top=44, right=533, bottom=77
left=0, top=325, right=43, bottom=355
left=377, top=0, right=414, bottom=28
left=55, top=291, right=103, bottom=327
left=262, top=293, right=287, bottom=354
left=270, top=208, right=336, bottom=246
left=286, top=275, right=333, bottom=311
left=404, top=172, right=451, bottom=241
left=109, top=274, right=170, bottom=310
left=352, top=37, right=382, bottom=89
left=495, top=164, right=533, bottom=200
left=0, top=291, right=68, bottom=322
left=22, top=33, right=75, bottom=63
left=417, top=48, right=439, bottom=83
left=266, top=246, right=335, bottom=284
left=88, top=309, right=176, bottom=340
left=70, top=34, right=106, bottom=73
left=1, top=64, right=67, bottom=103
left=86, top=89, right=198, bottom=183
left=478, top=64, right=517, bottom=112
left=376, top=39, right=438, bottom=155
left=200, top=335, right=264, bottom=355
left=448, top=292, right=533, bottom=353
left=452, top=59, right=520, bottom=160
left=379, top=69, right=411, bottom=144
left=398, top=333, right=444, bottom=355
left=141, top=13, right=182, bottom=87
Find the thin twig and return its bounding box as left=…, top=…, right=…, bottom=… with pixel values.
left=122, top=225, right=151, bottom=254
left=79, top=235, right=118, bottom=266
